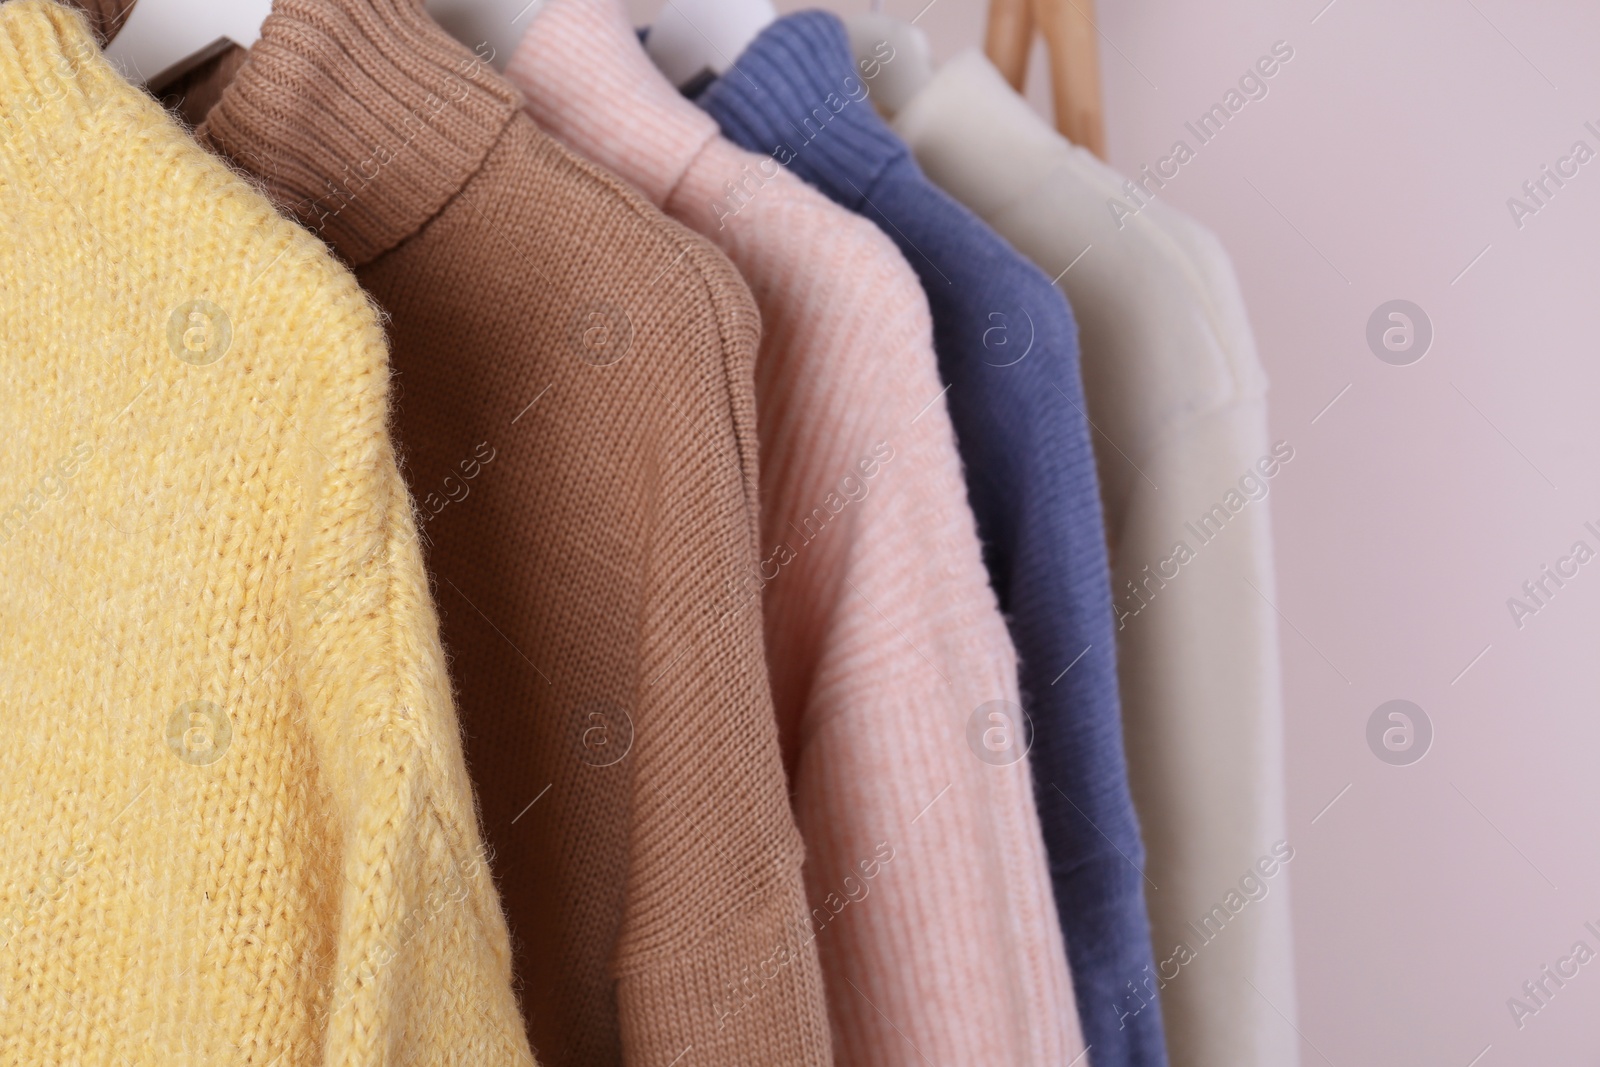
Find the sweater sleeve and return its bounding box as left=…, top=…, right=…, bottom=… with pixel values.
left=1110, top=394, right=1298, bottom=1067
left=753, top=197, right=1085, bottom=1067
left=276, top=217, right=536, bottom=1066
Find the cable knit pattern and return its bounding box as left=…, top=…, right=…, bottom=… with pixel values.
left=194, top=2, right=830, bottom=1065
left=0, top=3, right=532, bottom=1064
left=509, top=4, right=1084, bottom=1065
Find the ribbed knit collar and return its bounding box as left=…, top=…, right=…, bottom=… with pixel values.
left=696, top=10, right=909, bottom=211
left=197, top=0, right=522, bottom=266
left=508, top=0, right=717, bottom=209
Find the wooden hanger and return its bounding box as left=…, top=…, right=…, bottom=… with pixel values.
left=983, top=0, right=1105, bottom=159
left=983, top=0, right=1034, bottom=92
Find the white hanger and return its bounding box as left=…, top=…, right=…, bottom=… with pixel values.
left=426, top=0, right=550, bottom=72
left=104, top=0, right=273, bottom=88
left=644, top=0, right=777, bottom=90
left=844, top=9, right=933, bottom=119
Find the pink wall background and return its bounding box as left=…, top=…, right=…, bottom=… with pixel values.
left=622, top=0, right=1600, bottom=1062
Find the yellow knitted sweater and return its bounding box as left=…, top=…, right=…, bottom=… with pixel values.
left=0, top=3, right=534, bottom=1064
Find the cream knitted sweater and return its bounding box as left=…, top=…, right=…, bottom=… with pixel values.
left=892, top=49, right=1298, bottom=1067
left=0, top=3, right=532, bottom=1063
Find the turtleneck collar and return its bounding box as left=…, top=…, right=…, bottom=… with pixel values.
left=696, top=10, right=910, bottom=211
left=197, top=0, right=522, bottom=266
left=506, top=0, right=718, bottom=209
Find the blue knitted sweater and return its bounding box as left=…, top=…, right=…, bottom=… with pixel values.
left=699, top=14, right=1169, bottom=1066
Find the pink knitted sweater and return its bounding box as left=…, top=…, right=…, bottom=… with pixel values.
left=508, top=5, right=1086, bottom=1065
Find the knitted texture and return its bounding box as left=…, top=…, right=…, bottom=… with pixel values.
left=193, top=2, right=830, bottom=1065
left=0, top=3, right=532, bottom=1065
left=510, top=2, right=1084, bottom=1065
left=57, top=0, right=128, bottom=43
left=700, top=13, right=1164, bottom=1067
left=893, top=49, right=1296, bottom=1067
